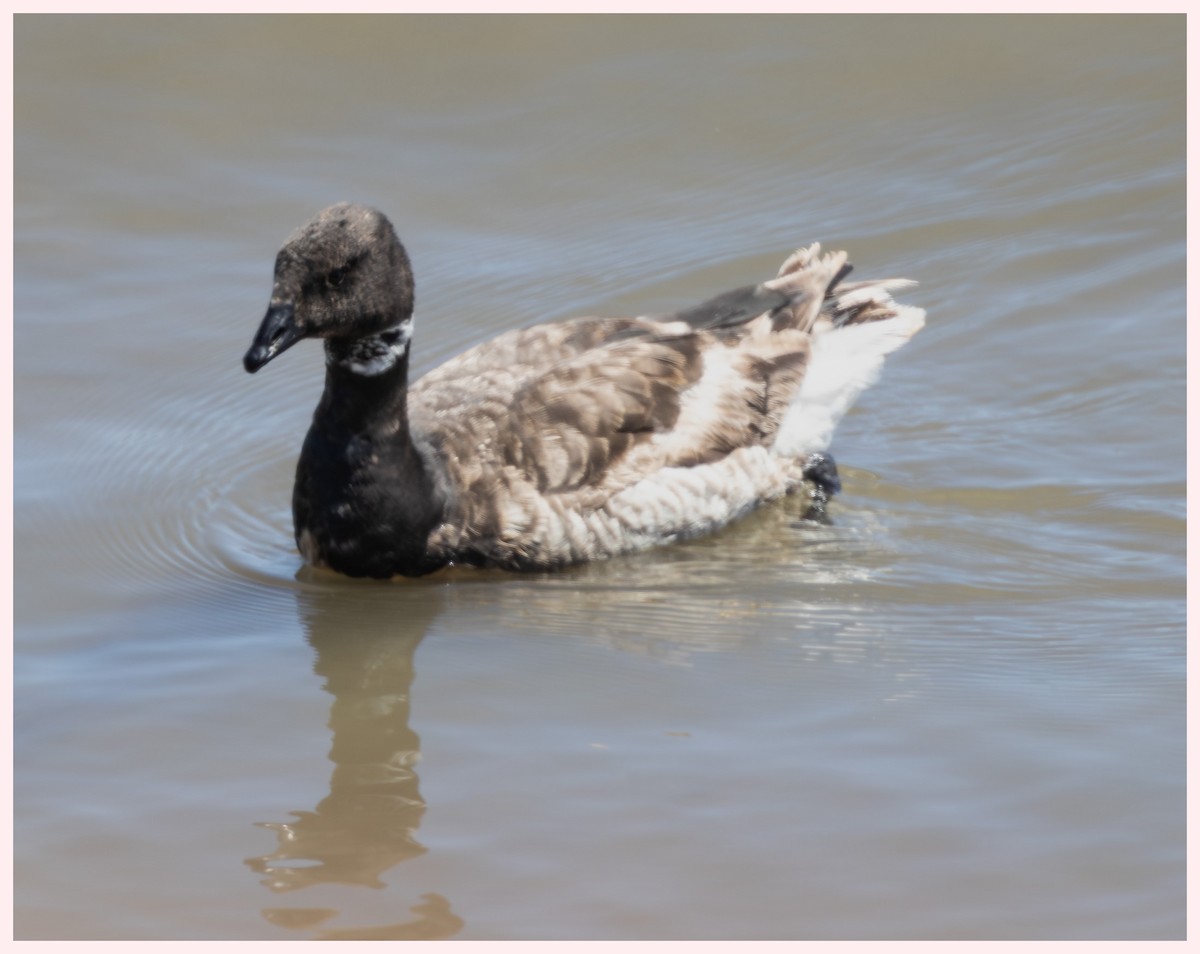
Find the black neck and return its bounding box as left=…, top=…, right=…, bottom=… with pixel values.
left=295, top=343, right=446, bottom=578
left=317, top=342, right=412, bottom=434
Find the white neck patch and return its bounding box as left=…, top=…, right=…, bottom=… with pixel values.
left=328, top=319, right=413, bottom=376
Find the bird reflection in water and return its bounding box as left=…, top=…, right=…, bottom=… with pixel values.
left=245, top=580, right=462, bottom=940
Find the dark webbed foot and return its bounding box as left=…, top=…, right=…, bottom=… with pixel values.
left=802, top=452, right=841, bottom=496
left=800, top=452, right=841, bottom=523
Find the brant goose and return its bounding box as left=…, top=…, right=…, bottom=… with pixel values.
left=244, top=204, right=924, bottom=578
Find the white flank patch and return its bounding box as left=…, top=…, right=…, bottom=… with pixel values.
left=600, top=445, right=788, bottom=553
left=667, top=343, right=741, bottom=444
left=772, top=305, right=925, bottom=458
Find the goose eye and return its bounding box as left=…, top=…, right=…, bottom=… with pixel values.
left=327, top=265, right=350, bottom=288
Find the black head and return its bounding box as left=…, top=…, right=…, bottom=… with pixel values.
left=244, top=204, right=414, bottom=373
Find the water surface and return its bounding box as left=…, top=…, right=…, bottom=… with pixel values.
left=13, top=14, right=1185, bottom=940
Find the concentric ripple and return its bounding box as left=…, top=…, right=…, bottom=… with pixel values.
left=15, top=355, right=318, bottom=627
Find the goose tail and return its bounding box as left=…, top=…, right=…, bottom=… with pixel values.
left=769, top=245, right=925, bottom=458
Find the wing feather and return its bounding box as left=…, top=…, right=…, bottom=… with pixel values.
left=410, top=320, right=705, bottom=499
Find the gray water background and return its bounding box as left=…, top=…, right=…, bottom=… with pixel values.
left=13, top=14, right=1185, bottom=940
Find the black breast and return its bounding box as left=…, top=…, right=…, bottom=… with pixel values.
left=293, top=420, right=445, bottom=579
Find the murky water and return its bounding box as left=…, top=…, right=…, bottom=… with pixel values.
left=14, top=14, right=1185, bottom=940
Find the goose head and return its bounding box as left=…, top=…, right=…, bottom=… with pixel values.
left=243, top=203, right=414, bottom=374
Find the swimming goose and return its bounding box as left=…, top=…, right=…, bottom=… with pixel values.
left=243, top=203, right=924, bottom=578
